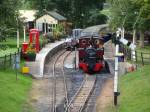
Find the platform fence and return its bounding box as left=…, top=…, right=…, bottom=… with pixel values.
left=120, top=44, right=150, bottom=66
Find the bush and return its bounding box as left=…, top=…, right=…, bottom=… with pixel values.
left=44, top=32, right=55, bottom=42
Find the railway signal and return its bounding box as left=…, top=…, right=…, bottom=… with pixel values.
left=114, top=28, right=136, bottom=105
left=114, top=28, right=121, bottom=105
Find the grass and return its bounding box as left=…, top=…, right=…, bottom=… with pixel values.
left=136, top=45, right=150, bottom=53
left=0, top=59, right=33, bottom=112
left=0, top=38, right=24, bottom=57
left=0, top=35, right=48, bottom=57
left=107, top=65, right=150, bottom=112
left=135, top=45, right=150, bottom=65
left=0, top=38, right=24, bottom=46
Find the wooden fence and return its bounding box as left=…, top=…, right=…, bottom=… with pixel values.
left=120, top=44, right=150, bottom=66
left=0, top=49, right=20, bottom=70
left=0, top=41, right=49, bottom=70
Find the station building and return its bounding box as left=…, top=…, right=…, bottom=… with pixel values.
left=19, top=10, right=37, bottom=31
left=35, top=11, right=67, bottom=33
left=19, top=10, right=68, bottom=33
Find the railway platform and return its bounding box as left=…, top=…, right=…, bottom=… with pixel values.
left=25, top=40, right=65, bottom=78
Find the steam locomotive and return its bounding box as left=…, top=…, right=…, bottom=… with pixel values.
left=78, top=33, right=111, bottom=73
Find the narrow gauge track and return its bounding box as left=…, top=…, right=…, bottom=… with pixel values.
left=51, top=50, right=72, bottom=112
left=65, top=75, right=96, bottom=112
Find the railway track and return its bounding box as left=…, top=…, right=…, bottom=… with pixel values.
left=65, top=75, right=96, bottom=112
left=51, top=50, right=72, bottom=112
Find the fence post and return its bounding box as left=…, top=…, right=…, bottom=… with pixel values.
left=127, top=48, right=131, bottom=60
left=15, top=52, right=16, bottom=64
left=10, top=53, right=11, bottom=66
left=141, top=52, right=144, bottom=66
left=135, top=51, right=138, bottom=69
left=18, top=48, right=20, bottom=55
left=4, top=55, right=6, bottom=70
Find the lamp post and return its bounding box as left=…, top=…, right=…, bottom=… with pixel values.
left=23, top=25, right=26, bottom=42
left=16, top=17, right=19, bottom=49
left=15, top=17, right=20, bottom=80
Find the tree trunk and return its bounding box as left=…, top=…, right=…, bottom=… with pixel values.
left=133, top=29, right=137, bottom=45
left=139, top=30, right=144, bottom=48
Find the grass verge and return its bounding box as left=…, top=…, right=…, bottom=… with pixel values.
left=107, top=65, right=150, bottom=112
left=0, top=61, right=33, bottom=112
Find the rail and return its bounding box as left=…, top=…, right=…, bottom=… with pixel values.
left=52, top=50, right=71, bottom=112
left=62, top=52, right=72, bottom=106
left=65, top=75, right=96, bottom=112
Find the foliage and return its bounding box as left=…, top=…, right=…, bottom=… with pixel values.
left=44, top=32, right=55, bottom=42
left=53, top=24, right=65, bottom=40
left=87, top=9, right=108, bottom=26
left=1, top=0, right=107, bottom=28
left=0, top=0, right=24, bottom=41
left=107, top=0, right=150, bottom=30
left=0, top=0, right=21, bottom=28
left=28, top=0, right=106, bottom=28
left=107, top=0, right=150, bottom=47
left=0, top=27, right=16, bottom=42
left=0, top=38, right=23, bottom=57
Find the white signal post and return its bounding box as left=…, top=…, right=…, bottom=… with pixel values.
left=114, top=28, right=136, bottom=105
left=114, top=28, right=121, bottom=105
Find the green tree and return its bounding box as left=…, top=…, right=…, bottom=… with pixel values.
left=30, top=0, right=106, bottom=28
left=0, top=0, right=22, bottom=41
left=107, top=0, right=150, bottom=47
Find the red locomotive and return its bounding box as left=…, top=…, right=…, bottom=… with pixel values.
left=78, top=34, right=109, bottom=73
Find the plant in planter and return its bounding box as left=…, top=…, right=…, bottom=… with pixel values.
left=25, top=44, right=36, bottom=61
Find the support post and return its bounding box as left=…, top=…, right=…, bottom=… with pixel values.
left=44, top=19, right=47, bottom=34
left=10, top=53, right=11, bottom=66
left=16, top=17, right=20, bottom=49
left=141, top=52, right=144, bottom=66
left=114, top=29, right=121, bottom=106
left=23, top=25, right=26, bottom=42
left=114, top=44, right=119, bottom=105
left=4, top=55, right=6, bottom=70
left=75, top=47, right=77, bottom=70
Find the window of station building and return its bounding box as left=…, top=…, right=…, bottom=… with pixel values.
left=53, top=24, right=57, bottom=28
